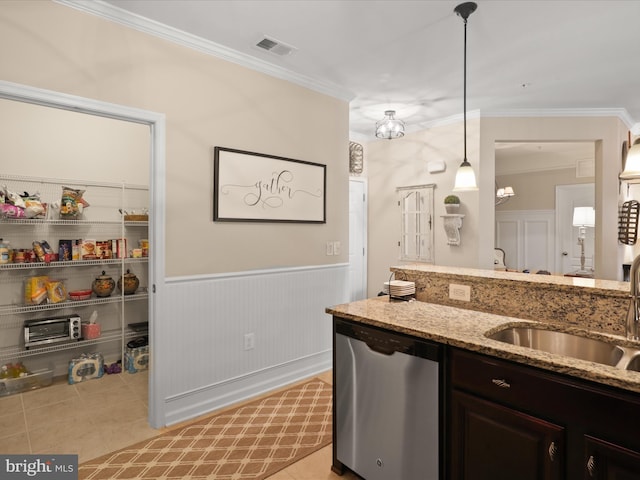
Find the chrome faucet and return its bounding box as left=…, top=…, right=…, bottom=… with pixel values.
left=627, top=254, right=640, bottom=340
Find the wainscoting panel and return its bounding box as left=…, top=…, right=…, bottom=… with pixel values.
left=496, top=210, right=555, bottom=273
left=160, top=263, right=349, bottom=425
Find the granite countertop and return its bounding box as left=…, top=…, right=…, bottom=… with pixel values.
left=326, top=296, right=640, bottom=394
left=392, top=263, right=629, bottom=296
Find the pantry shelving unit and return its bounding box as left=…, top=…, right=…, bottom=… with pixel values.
left=0, top=174, right=149, bottom=376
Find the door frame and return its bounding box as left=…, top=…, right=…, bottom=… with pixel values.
left=0, top=80, right=167, bottom=428
left=349, top=177, right=367, bottom=300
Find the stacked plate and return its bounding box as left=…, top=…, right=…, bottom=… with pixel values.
left=383, top=280, right=416, bottom=297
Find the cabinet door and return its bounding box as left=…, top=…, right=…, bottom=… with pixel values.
left=451, top=390, right=564, bottom=480
left=584, top=435, right=640, bottom=480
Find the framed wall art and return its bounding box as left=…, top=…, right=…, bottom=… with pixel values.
left=213, top=147, right=326, bottom=223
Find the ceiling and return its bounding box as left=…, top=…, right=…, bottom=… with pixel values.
left=94, top=0, right=640, bottom=142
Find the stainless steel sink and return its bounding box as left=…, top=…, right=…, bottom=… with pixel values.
left=486, top=325, right=640, bottom=370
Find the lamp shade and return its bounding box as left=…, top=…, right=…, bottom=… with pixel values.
left=572, top=206, right=595, bottom=227
left=502, top=186, right=515, bottom=197
left=620, top=139, right=640, bottom=181
left=453, top=160, right=477, bottom=191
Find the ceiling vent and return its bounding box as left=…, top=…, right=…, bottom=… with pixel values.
left=255, top=36, right=296, bottom=56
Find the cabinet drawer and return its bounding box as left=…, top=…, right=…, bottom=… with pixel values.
left=450, top=348, right=572, bottom=413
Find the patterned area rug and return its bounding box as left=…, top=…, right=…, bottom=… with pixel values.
left=79, top=378, right=333, bottom=479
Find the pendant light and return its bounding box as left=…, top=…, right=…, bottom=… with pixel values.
left=620, top=138, right=640, bottom=182
left=452, top=2, right=478, bottom=192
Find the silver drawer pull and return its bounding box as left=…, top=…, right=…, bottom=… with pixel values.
left=491, top=378, right=511, bottom=388
left=548, top=441, right=558, bottom=462
left=587, top=455, right=596, bottom=477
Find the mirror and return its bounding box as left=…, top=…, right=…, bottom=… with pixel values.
left=495, top=141, right=596, bottom=276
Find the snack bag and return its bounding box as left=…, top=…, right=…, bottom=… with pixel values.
left=46, top=279, right=68, bottom=304
left=24, top=276, right=48, bottom=305
left=59, top=186, right=90, bottom=219
left=21, top=192, right=46, bottom=219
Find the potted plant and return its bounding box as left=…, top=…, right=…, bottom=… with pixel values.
left=444, top=194, right=460, bottom=214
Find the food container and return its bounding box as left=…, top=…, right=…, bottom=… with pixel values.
left=69, top=289, right=92, bottom=301
left=92, top=271, right=115, bottom=297
left=139, top=239, right=149, bottom=257
left=124, top=214, right=148, bottom=221
left=118, top=269, right=139, bottom=295
left=0, top=368, right=53, bottom=397
left=0, top=239, right=10, bottom=264
left=81, top=239, right=97, bottom=259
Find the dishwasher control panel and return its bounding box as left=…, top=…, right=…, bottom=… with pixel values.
left=335, top=318, right=440, bottom=361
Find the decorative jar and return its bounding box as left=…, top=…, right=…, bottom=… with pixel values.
left=118, top=269, right=139, bottom=295
left=92, top=271, right=115, bottom=297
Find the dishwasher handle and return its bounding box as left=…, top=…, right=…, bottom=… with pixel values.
left=365, top=342, right=397, bottom=356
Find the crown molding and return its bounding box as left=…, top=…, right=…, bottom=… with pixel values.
left=482, top=107, right=636, bottom=128
left=55, top=0, right=355, bottom=103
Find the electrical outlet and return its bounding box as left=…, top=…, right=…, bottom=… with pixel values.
left=333, top=241, right=341, bottom=256
left=326, top=242, right=334, bottom=256
left=449, top=284, right=471, bottom=302
left=243, top=333, right=255, bottom=350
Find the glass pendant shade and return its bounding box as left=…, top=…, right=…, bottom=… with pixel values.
left=620, top=139, right=640, bottom=181
left=453, top=160, right=477, bottom=191
left=375, top=110, right=405, bottom=139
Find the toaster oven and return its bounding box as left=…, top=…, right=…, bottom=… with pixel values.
left=24, top=316, right=81, bottom=348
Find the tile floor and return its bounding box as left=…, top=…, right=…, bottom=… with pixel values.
left=0, top=369, right=360, bottom=479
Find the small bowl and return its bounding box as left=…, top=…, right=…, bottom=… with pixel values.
left=69, top=289, right=92, bottom=301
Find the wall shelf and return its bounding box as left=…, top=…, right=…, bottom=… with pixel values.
left=441, top=214, right=465, bottom=246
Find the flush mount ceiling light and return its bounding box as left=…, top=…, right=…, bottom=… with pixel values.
left=375, top=110, right=405, bottom=140
left=452, top=2, right=478, bottom=192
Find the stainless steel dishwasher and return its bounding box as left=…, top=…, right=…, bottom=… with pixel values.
left=333, top=318, right=442, bottom=480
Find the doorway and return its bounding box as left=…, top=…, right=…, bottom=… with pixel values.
left=0, top=80, right=166, bottom=428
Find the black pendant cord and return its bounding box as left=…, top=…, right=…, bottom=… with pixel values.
left=463, top=16, right=468, bottom=163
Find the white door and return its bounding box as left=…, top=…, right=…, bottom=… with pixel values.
left=349, top=179, right=367, bottom=301
left=556, top=183, right=595, bottom=274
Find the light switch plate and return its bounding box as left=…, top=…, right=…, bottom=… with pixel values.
left=326, top=242, right=334, bottom=256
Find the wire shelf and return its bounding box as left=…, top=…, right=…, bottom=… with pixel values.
left=0, top=257, right=148, bottom=271
left=0, top=292, right=148, bottom=316
left=0, top=329, right=124, bottom=361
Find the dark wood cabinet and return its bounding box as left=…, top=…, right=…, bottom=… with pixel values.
left=583, top=436, right=640, bottom=479
left=451, top=389, right=564, bottom=480
left=449, top=348, right=640, bottom=480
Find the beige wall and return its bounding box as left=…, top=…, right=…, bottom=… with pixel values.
left=0, top=1, right=349, bottom=277
left=366, top=115, right=628, bottom=293
left=496, top=168, right=594, bottom=211
left=0, top=98, right=150, bottom=185
left=365, top=117, right=481, bottom=296
left=481, top=116, right=627, bottom=280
